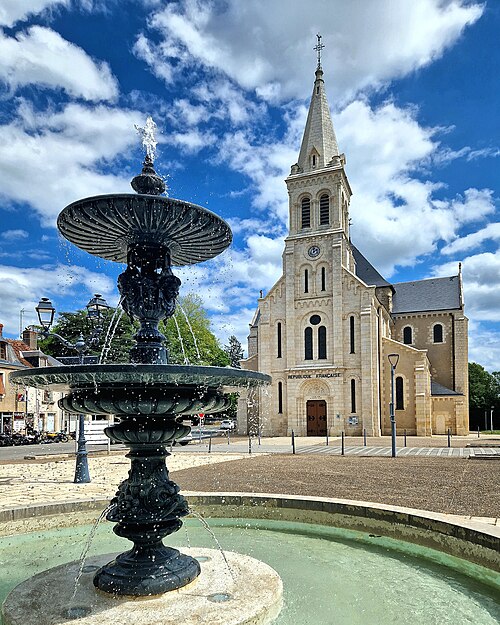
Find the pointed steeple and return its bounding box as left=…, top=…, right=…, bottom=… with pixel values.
left=293, top=35, right=340, bottom=174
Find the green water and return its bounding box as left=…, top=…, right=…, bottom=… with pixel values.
left=0, top=518, right=498, bottom=624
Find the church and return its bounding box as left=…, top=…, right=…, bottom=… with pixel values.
left=239, top=51, right=469, bottom=438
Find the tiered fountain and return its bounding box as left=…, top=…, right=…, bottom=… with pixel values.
left=5, top=119, right=281, bottom=625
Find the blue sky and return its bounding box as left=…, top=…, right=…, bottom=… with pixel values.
left=0, top=0, right=498, bottom=370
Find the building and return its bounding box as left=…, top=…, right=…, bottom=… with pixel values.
left=0, top=325, right=66, bottom=433
left=239, top=58, right=468, bottom=437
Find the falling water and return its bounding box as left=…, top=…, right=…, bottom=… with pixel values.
left=190, top=510, right=236, bottom=581
left=178, top=303, right=202, bottom=362
left=173, top=314, right=190, bottom=364
left=99, top=303, right=124, bottom=364
left=69, top=504, right=112, bottom=604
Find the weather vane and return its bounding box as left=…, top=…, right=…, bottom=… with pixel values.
left=135, top=116, right=158, bottom=162
left=314, top=33, right=325, bottom=68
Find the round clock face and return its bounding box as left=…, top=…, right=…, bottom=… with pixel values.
left=308, top=245, right=320, bottom=258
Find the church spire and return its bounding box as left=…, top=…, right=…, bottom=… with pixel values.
left=294, top=34, right=340, bottom=174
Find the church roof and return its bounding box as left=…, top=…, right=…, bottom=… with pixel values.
left=392, top=276, right=461, bottom=313
left=297, top=66, right=339, bottom=172
left=431, top=380, right=461, bottom=396
left=352, top=245, right=391, bottom=288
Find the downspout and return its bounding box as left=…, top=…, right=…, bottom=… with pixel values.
left=450, top=313, right=455, bottom=391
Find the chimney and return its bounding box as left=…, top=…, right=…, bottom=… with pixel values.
left=22, top=328, right=38, bottom=349
left=0, top=324, right=3, bottom=337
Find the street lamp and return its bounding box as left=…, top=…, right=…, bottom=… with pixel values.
left=388, top=353, right=400, bottom=458
left=35, top=294, right=110, bottom=483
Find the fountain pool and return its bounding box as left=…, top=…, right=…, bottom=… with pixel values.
left=0, top=507, right=499, bottom=625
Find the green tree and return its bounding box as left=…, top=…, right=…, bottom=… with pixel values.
left=224, top=335, right=243, bottom=368
left=161, top=293, right=229, bottom=366
left=468, top=362, right=500, bottom=428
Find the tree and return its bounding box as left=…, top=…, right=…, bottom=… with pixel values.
left=224, top=335, right=243, bottom=368
left=468, top=362, right=500, bottom=429
left=161, top=293, right=229, bottom=366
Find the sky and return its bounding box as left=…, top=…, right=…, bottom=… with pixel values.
left=0, top=0, right=498, bottom=370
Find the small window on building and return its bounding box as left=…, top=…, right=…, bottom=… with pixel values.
left=433, top=324, right=443, bottom=343
left=301, top=197, right=311, bottom=228
left=319, top=194, right=330, bottom=225
left=278, top=381, right=283, bottom=414
left=310, top=314, right=321, bottom=325
left=396, top=377, right=404, bottom=410
left=321, top=267, right=326, bottom=291
left=305, top=327, right=313, bottom=360
left=304, top=269, right=309, bottom=293
left=351, top=379, right=356, bottom=413
left=318, top=326, right=327, bottom=359
left=277, top=322, right=282, bottom=358
left=0, top=342, right=6, bottom=361
left=349, top=316, right=355, bottom=354
left=0, top=372, right=5, bottom=397
left=403, top=326, right=412, bottom=345
left=312, top=154, right=316, bottom=167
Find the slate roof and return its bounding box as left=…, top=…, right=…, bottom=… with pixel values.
left=431, top=380, right=461, bottom=396
left=352, top=245, right=392, bottom=288
left=392, top=276, right=461, bottom=314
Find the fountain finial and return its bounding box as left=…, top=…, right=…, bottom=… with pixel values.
left=131, top=116, right=167, bottom=195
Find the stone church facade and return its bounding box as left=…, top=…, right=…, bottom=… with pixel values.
left=239, top=61, right=468, bottom=437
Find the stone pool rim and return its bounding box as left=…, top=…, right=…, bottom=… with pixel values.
left=0, top=492, right=498, bottom=573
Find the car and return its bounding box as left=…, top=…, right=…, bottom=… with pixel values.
left=219, top=420, right=236, bottom=431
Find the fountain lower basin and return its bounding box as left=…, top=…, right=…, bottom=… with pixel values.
left=0, top=496, right=499, bottom=625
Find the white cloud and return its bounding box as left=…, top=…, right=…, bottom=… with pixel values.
left=0, top=0, right=69, bottom=27
left=0, top=101, right=143, bottom=226
left=433, top=252, right=500, bottom=322
left=0, top=26, right=118, bottom=101
left=0, top=229, right=29, bottom=241
left=0, top=263, right=116, bottom=336
left=442, top=222, right=500, bottom=255
left=139, top=0, right=483, bottom=103
left=468, top=321, right=500, bottom=373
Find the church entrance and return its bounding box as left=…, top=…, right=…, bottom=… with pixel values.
left=306, top=400, right=327, bottom=436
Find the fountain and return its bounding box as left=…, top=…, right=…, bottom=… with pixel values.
left=5, top=120, right=280, bottom=624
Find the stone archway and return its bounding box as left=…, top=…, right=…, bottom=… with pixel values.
left=299, top=380, right=331, bottom=436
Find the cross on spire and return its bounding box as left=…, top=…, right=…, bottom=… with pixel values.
left=314, top=33, right=324, bottom=68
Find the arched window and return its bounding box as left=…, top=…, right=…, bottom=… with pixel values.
left=278, top=381, right=283, bottom=414
left=312, top=154, right=316, bottom=167
left=318, top=326, right=327, bottom=359
left=301, top=197, right=311, bottom=228
left=403, top=326, right=412, bottom=345
left=304, top=327, right=313, bottom=360
left=396, top=377, right=404, bottom=410
left=277, top=322, right=282, bottom=358
left=433, top=324, right=443, bottom=343
left=304, top=269, right=309, bottom=293
left=319, top=194, right=330, bottom=225
left=321, top=267, right=326, bottom=291
left=349, top=316, right=355, bottom=354
left=351, top=379, right=356, bottom=413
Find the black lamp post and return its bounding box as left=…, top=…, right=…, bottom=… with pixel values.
left=388, top=353, right=399, bottom=458
left=35, top=294, right=110, bottom=483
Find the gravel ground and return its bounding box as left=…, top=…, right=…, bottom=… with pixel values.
left=172, top=454, right=500, bottom=518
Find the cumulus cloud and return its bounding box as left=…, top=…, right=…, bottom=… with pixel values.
left=0, top=229, right=29, bottom=241
left=0, top=101, right=143, bottom=226
left=0, top=263, right=116, bottom=336
left=0, top=26, right=118, bottom=101
left=137, top=0, right=483, bottom=103
left=0, top=0, right=69, bottom=27
left=442, top=222, right=500, bottom=255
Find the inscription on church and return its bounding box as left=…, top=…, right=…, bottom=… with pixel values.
left=288, top=373, right=341, bottom=379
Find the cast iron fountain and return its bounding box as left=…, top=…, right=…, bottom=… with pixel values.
left=10, top=118, right=270, bottom=598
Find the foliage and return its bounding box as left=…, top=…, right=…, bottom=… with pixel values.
left=224, top=335, right=243, bottom=368
left=161, top=293, right=229, bottom=366
left=38, top=308, right=137, bottom=363
left=468, top=362, right=500, bottom=428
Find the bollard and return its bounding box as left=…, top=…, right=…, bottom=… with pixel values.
left=248, top=435, right=252, bottom=455
left=477, top=425, right=480, bottom=438
left=326, top=430, right=329, bottom=446
left=208, top=433, right=212, bottom=453
left=404, top=429, right=407, bottom=448
left=258, top=426, right=261, bottom=446
left=227, top=430, right=230, bottom=445
left=447, top=428, right=451, bottom=448
left=341, top=431, right=345, bottom=456
left=292, top=429, right=296, bottom=455
left=363, top=428, right=367, bottom=447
